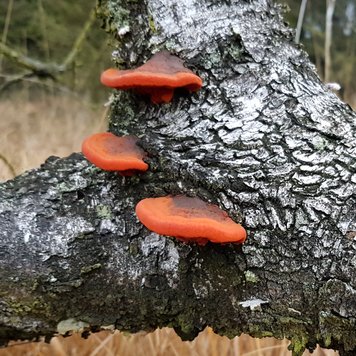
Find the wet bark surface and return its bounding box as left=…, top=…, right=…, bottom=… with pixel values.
left=1, top=1, right=356, bottom=355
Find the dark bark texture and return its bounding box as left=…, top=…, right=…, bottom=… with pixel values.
left=1, top=0, right=356, bottom=355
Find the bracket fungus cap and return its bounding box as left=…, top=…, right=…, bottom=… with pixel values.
left=82, top=132, right=148, bottom=174
left=135, top=195, right=247, bottom=244
left=101, top=51, right=203, bottom=104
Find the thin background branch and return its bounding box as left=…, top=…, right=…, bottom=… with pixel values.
left=324, top=0, right=336, bottom=82
left=0, top=0, right=14, bottom=70
left=295, top=0, right=308, bottom=44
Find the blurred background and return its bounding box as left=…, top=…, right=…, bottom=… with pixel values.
left=0, top=0, right=354, bottom=354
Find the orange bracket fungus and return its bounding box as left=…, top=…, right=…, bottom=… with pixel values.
left=135, top=195, right=247, bottom=245
left=81, top=132, right=148, bottom=175
left=100, top=51, right=203, bottom=104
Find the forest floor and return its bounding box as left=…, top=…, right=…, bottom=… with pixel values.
left=0, top=91, right=341, bottom=355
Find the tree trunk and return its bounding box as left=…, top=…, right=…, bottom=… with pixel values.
left=1, top=0, right=356, bottom=355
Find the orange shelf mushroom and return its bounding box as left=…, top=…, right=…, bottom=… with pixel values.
left=135, top=195, right=247, bottom=245
left=101, top=51, right=203, bottom=104
left=82, top=132, right=148, bottom=175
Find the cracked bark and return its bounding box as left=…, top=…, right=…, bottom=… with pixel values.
left=1, top=0, right=356, bottom=355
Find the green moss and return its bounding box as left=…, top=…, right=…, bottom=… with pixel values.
left=202, top=52, right=222, bottom=70
left=5, top=297, right=52, bottom=318
left=324, top=334, right=332, bottom=348
left=108, top=5, right=130, bottom=28
left=177, top=315, right=192, bottom=333
left=148, top=13, right=156, bottom=33
left=244, top=270, right=259, bottom=283
left=260, top=330, right=274, bottom=337
left=280, top=316, right=308, bottom=325
left=312, top=136, right=327, bottom=150
left=76, top=233, right=92, bottom=240
left=247, top=324, right=269, bottom=338
left=227, top=46, right=242, bottom=61
left=97, top=1, right=131, bottom=34
left=80, top=263, right=102, bottom=275
left=319, top=311, right=356, bottom=351
left=7, top=302, right=32, bottom=316
left=109, top=93, right=137, bottom=133
left=96, top=204, right=112, bottom=219
left=288, top=335, right=308, bottom=356
left=129, top=240, right=139, bottom=256
left=87, top=166, right=101, bottom=174
left=57, top=182, right=71, bottom=192
left=244, top=324, right=274, bottom=338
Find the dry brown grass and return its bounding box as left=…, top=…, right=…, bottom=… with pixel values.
left=0, top=90, right=108, bottom=181
left=0, top=92, right=339, bottom=355
left=0, top=328, right=339, bottom=356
